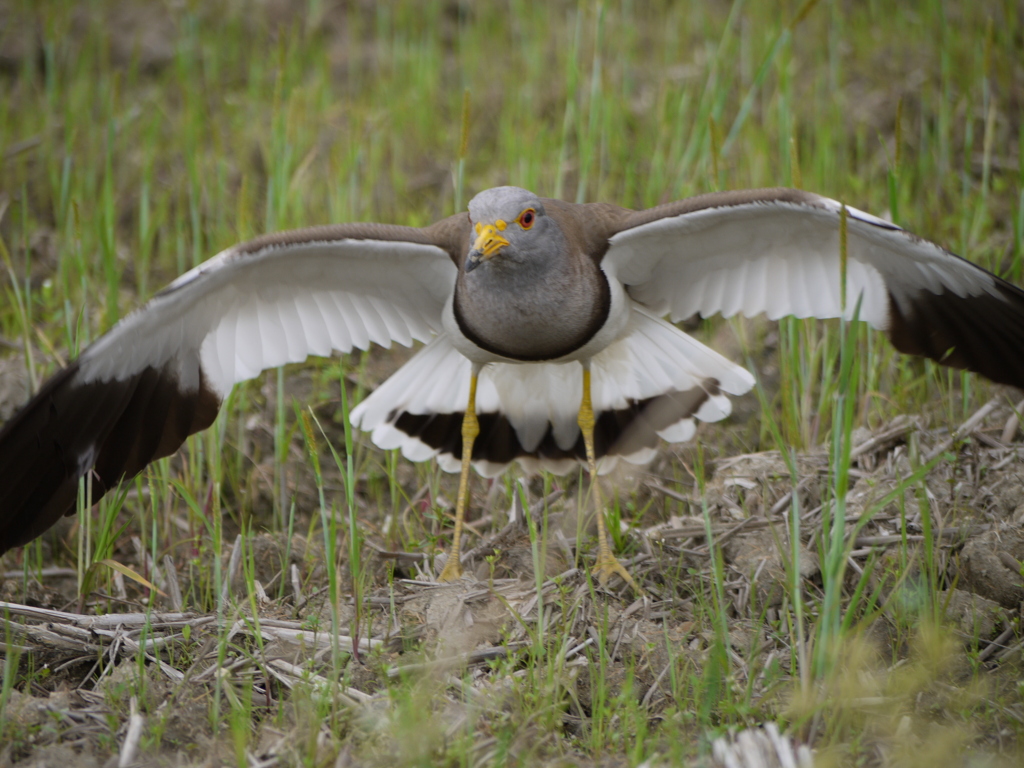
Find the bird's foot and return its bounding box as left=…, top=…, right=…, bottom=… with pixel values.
left=592, top=545, right=643, bottom=594
left=437, top=554, right=463, bottom=583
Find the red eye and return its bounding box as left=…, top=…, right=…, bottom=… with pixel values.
left=518, top=209, right=536, bottom=229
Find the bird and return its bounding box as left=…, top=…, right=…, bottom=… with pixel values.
left=2, top=185, right=1024, bottom=588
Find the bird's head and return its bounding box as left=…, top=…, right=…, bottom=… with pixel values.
left=465, top=187, right=552, bottom=273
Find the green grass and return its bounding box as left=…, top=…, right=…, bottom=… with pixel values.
left=2, top=0, right=1024, bottom=765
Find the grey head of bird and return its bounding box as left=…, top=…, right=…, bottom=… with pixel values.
left=465, top=186, right=560, bottom=273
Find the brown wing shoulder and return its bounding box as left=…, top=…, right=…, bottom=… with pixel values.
left=422, top=212, right=473, bottom=268
left=618, top=188, right=825, bottom=232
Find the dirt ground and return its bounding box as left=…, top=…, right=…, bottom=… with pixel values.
left=3, top=365, right=1024, bottom=765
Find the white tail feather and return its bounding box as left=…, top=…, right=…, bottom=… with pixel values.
left=349, top=307, right=755, bottom=475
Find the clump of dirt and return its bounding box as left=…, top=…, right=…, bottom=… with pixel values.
left=939, top=588, right=1008, bottom=639
left=0, top=576, right=70, bottom=611
left=401, top=581, right=513, bottom=656
left=2, top=742, right=101, bottom=768
left=726, top=535, right=820, bottom=608
left=0, top=688, right=104, bottom=766
left=705, top=450, right=828, bottom=521
left=235, top=531, right=326, bottom=597
left=955, top=528, right=1024, bottom=608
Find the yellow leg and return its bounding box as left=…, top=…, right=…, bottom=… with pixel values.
left=579, top=367, right=642, bottom=593
left=438, top=372, right=480, bottom=582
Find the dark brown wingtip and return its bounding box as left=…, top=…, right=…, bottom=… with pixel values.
left=886, top=278, right=1024, bottom=390
left=0, top=363, right=222, bottom=555
left=389, top=383, right=715, bottom=470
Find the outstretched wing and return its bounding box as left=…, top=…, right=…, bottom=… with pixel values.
left=601, top=188, right=1024, bottom=388
left=0, top=218, right=466, bottom=553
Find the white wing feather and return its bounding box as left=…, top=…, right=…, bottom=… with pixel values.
left=603, top=198, right=995, bottom=327
left=78, top=239, right=457, bottom=397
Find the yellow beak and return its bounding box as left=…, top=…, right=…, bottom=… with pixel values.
left=468, top=222, right=510, bottom=269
